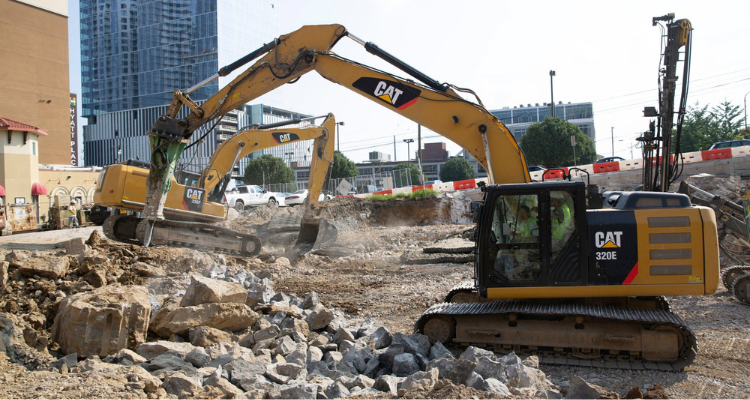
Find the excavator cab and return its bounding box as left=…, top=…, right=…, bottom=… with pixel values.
left=476, top=182, right=588, bottom=297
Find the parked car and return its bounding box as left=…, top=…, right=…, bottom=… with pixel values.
left=285, top=189, right=332, bottom=206
left=709, top=139, right=750, bottom=150
left=594, top=156, right=625, bottom=164
left=527, top=166, right=546, bottom=173
left=223, top=185, right=285, bottom=211
left=423, top=180, right=443, bottom=185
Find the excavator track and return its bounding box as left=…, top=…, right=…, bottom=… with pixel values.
left=102, top=215, right=262, bottom=256
left=443, top=282, right=672, bottom=312
left=731, top=273, right=750, bottom=305
left=444, top=281, right=484, bottom=303
left=415, top=299, right=696, bottom=371
left=721, top=265, right=750, bottom=290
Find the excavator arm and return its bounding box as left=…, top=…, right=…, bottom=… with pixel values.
left=143, top=24, right=530, bottom=230
left=199, top=114, right=336, bottom=206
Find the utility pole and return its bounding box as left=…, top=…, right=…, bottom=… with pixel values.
left=744, top=91, right=750, bottom=131
left=611, top=127, right=615, bottom=157
left=550, top=70, right=556, bottom=118
left=417, top=124, right=424, bottom=184
left=571, top=135, right=577, bottom=168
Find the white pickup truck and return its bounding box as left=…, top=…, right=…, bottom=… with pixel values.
left=224, top=185, right=283, bottom=211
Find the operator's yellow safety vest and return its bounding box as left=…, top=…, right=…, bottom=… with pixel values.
left=68, top=206, right=76, bottom=216
left=551, top=204, right=571, bottom=240
left=516, top=217, right=537, bottom=241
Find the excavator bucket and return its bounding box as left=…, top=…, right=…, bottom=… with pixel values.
left=296, top=217, right=338, bottom=252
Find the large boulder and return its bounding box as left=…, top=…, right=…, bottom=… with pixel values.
left=18, top=255, right=69, bottom=279
left=566, top=375, right=618, bottom=399
left=51, top=285, right=150, bottom=358
left=189, top=326, right=234, bottom=347
left=181, top=275, right=247, bottom=307
left=150, top=302, right=259, bottom=338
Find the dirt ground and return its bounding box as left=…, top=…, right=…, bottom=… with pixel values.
left=1, top=188, right=750, bottom=398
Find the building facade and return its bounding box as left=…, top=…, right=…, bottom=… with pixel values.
left=84, top=103, right=312, bottom=179
left=80, top=0, right=281, bottom=117
left=0, top=0, right=72, bottom=165
left=489, top=101, right=596, bottom=143
left=292, top=142, right=451, bottom=194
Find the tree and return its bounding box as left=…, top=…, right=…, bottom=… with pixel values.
left=243, top=154, right=295, bottom=186
left=392, top=162, right=421, bottom=187
left=440, top=157, right=475, bottom=182
left=520, top=118, right=596, bottom=167
left=331, top=150, right=358, bottom=179
left=678, top=101, right=745, bottom=152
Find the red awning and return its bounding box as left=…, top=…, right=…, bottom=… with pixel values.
left=0, top=185, right=4, bottom=196
left=31, top=182, right=47, bottom=195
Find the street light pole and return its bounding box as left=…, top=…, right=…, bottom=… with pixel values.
left=744, top=91, right=750, bottom=131
left=550, top=70, right=556, bottom=118
left=403, top=139, right=414, bottom=165
left=611, top=127, right=614, bottom=157
left=335, top=121, right=345, bottom=152
left=403, top=138, right=414, bottom=186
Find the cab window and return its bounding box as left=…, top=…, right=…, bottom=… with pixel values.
left=550, top=190, right=576, bottom=263
left=491, top=194, right=541, bottom=282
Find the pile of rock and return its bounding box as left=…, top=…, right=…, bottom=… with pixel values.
left=40, top=257, right=559, bottom=399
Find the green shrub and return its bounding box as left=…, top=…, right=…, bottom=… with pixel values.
left=367, top=189, right=437, bottom=201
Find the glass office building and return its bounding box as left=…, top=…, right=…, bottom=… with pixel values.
left=80, top=0, right=298, bottom=169
left=80, top=0, right=281, bottom=117
left=489, top=102, right=596, bottom=143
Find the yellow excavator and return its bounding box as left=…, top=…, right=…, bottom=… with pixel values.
left=118, top=22, right=715, bottom=369
left=93, top=114, right=337, bottom=256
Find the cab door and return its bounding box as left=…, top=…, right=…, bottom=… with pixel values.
left=483, top=189, right=549, bottom=287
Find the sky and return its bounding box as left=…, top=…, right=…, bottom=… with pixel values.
left=68, top=0, right=750, bottom=166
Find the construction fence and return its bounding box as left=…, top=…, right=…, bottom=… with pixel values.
left=262, top=167, right=418, bottom=196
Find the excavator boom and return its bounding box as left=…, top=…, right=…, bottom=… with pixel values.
left=142, top=24, right=531, bottom=231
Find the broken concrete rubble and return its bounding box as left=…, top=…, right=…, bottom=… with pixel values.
left=51, top=284, right=150, bottom=358
left=180, top=274, right=247, bottom=307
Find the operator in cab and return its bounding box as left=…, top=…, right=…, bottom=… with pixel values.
left=550, top=191, right=573, bottom=253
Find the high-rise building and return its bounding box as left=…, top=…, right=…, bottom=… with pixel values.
left=81, top=0, right=316, bottom=170
left=0, top=0, right=72, bottom=165
left=80, top=0, right=281, bottom=116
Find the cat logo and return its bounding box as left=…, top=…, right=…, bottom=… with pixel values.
left=183, top=187, right=206, bottom=212
left=186, top=188, right=203, bottom=202
left=352, top=77, right=420, bottom=110
left=374, top=81, right=403, bottom=105
left=595, top=231, right=623, bottom=248
left=272, top=132, right=300, bottom=144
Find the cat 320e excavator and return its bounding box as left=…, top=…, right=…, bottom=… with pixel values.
left=117, top=22, right=717, bottom=369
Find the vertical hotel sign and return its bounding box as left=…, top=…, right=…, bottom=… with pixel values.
left=70, top=93, right=78, bottom=166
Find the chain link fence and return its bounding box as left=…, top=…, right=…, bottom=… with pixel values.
left=272, top=167, right=417, bottom=196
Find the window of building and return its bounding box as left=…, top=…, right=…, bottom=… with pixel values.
left=492, top=110, right=512, bottom=124
left=513, top=111, right=536, bottom=124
